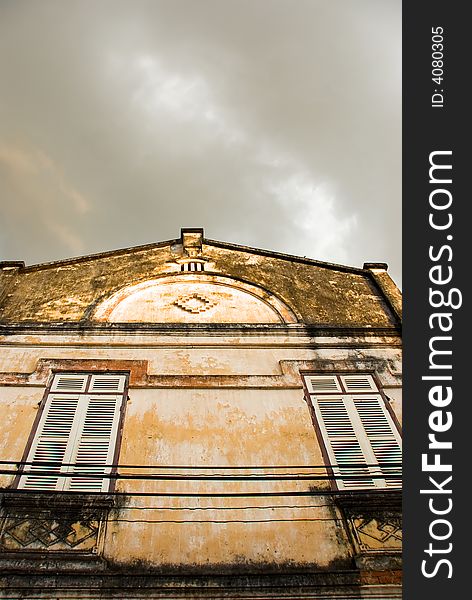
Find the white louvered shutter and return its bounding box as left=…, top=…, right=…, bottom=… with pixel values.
left=89, top=374, right=126, bottom=394
left=353, top=396, right=402, bottom=488
left=19, top=373, right=127, bottom=492
left=341, top=374, right=377, bottom=393
left=67, top=395, right=122, bottom=492
left=305, top=375, right=342, bottom=394
left=304, top=373, right=401, bottom=490
left=313, top=396, right=377, bottom=490
left=19, top=395, right=81, bottom=490
left=50, top=374, right=88, bottom=393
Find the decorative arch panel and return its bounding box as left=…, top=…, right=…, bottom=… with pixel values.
left=92, top=275, right=297, bottom=324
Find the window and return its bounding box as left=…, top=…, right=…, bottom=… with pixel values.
left=181, top=261, right=204, bottom=272
left=302, top=373, right=402, bottom=490
left=18, top=373, right=128, bottom=492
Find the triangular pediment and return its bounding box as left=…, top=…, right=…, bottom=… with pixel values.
left=0, top=228, right=401, bottom=328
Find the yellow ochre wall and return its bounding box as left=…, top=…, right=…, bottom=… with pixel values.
left=0, top=231, right=402, bottom=573
left=0, top=330, right=401, bottom=569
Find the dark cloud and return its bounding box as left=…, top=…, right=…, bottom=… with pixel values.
left=0, top=0, right=401, bottom=285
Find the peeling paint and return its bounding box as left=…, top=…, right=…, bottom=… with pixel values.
left=0, top=232, right=402, bottom=595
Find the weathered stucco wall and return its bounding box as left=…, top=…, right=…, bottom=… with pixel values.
left=0, top=330, right=401, bottom=568
left=0, top=361, right=344, bottom=568
left=0, top=233, right=401, bottom=327
left=0, top=386, right=43, bottom=489
left=0, top=231, right=402, bottom=595
left=107, top=387, right=346, bottom=568
left=0, top=332, right=402, bottom=373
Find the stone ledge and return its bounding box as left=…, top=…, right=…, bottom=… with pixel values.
left=334, top=490, right=401, bottom=512
left=1, top=492, right=115, bottom=511
left=0, top=569, right=402, bottom=599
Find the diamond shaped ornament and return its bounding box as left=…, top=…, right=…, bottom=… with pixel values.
left=173, top=294, right=216, bottom=314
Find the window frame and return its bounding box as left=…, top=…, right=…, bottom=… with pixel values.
left=15, top=370, right=129, bottom=493
left=301, top=370, right=402, bottom=491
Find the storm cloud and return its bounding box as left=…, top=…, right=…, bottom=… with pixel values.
left=0, top=0, right=401, bottom=284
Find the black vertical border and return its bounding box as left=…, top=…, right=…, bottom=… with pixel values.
left=404, top=2, right=467, bottom=596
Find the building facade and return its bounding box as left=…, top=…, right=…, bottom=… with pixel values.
left=0, top=228, right=402, bottom=599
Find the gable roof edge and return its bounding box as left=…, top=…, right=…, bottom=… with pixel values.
left=11, top=238, right=180, bottom=272
left=7, top=232, right=386, bottom=279
left=204, top=238, right=368, bottom=275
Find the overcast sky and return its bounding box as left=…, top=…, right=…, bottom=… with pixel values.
left=0, top=0, right=401, bottom=285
